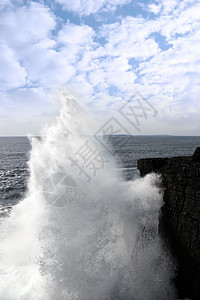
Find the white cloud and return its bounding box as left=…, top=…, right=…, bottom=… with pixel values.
left=159, top=1, right=200, bottom=40
left=58, top=23, right=95, bottom=46
left=67, top=0, right=200, bottom=116
left=0, top=88, right=59, bottom=135
left=148, top=3, right=162, bottom=15
left=1, top=0, right=200, bottom=134
left=0, top=44, right=27, bottom=90
left=0, top=2, right=56, bottom=49
left=21, top=39, right=76, bottom=87
left=99, top=56, right=136, bottom=91
left=66, top=75, right=94, bottom=102
left=161, top=0, right=178, bottom=15
left=82, top=56, right=137, bottom=93
left=0, top=0, right=10, bottom=8
left=0, top=5, right=96, bottom=89
left=139, top=28, right=200, bottom=94
left=55, top=0, right=131, bottom=16
left=0, top=2, right=64, bottom=88
left=87, top=68, right=106, bottom=87
left=100, top=17, right=160, bottom=59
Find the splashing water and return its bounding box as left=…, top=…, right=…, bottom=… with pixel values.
left=0, top=91, right=176, bottom=299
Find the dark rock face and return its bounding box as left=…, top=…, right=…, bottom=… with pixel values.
left=137, top=147, right=200, bottom=300
left=192, top=147, right=200, bottom=162
left=137, top=157, right=168, bottom=177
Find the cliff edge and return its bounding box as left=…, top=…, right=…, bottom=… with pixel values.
left=138, top=147, right=200, bottom=300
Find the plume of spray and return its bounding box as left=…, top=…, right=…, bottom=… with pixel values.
left=0, top=90, right=176, bottom=299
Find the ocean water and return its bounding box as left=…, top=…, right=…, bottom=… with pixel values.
left=0, top=137, right=30, bottom=211
left=1, top=135, right=199, bottom=209
left=0, top=93, right=200, bottom=299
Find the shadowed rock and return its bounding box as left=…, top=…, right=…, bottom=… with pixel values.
left=137, top=147, right=200, bottom=300
left=192, top=147, right=200, bottom=162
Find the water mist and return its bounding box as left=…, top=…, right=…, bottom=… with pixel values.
left=0, top=91, right=176, bottom=299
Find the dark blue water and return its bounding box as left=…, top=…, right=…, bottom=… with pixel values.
left=110, top=135, right=200, bottom=180
left=0, top=137, right=31, bottom=210
left=0, top=136, right=200, bottom=209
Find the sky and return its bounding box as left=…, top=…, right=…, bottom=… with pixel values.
left=0, top=0, right=200, bottom=136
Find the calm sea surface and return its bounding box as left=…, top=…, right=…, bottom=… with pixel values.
left=0, top=136, right=200, bottom=209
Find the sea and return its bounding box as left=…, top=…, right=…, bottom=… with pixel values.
left=1, top=98, right=200, bottom=300
left=1, top=135, right=200, bottom=210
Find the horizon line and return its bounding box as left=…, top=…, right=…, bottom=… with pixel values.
left=1, top=134, right=200, bottom=137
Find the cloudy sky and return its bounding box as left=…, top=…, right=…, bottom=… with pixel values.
left=0, top=0, right=200, bottom=136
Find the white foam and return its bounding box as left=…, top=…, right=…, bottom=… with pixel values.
left=0, top=91, right=176, bottom=299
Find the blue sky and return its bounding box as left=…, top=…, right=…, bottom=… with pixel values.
left=0, top=0, right=200, bottom=135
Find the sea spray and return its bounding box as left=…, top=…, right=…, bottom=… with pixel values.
left=0, top=91, right=176, bottom=299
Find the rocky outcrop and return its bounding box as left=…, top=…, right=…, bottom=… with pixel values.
left=138, top=148, right=200, bottom=300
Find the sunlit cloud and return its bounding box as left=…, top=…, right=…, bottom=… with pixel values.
left=55, top=0, right=132, bottom=16
left=0, top=0, right=199, bottom=135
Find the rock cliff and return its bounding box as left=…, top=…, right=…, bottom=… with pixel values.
left=138, top=147, right=200, bottom=300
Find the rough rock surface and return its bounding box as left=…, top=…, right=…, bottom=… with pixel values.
left=137, top=148, right=200, bottom=299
